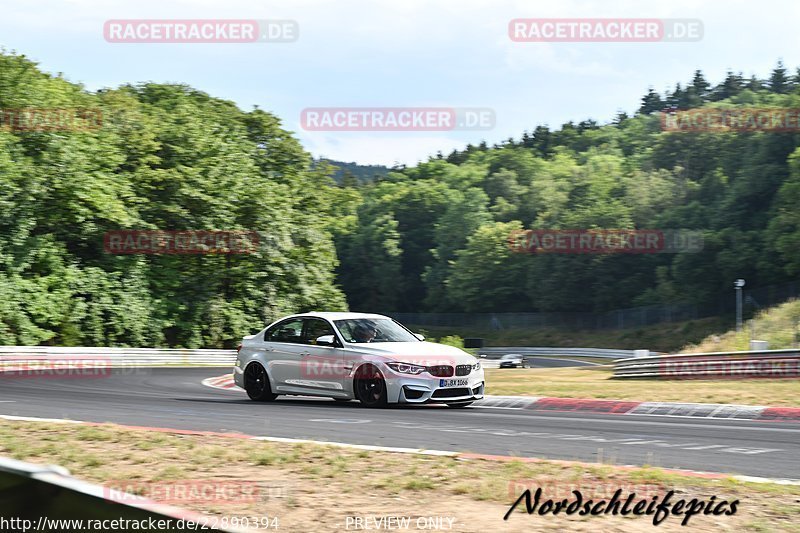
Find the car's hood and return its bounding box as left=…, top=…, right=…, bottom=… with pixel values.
left=345, top=341, right=477, bottom=366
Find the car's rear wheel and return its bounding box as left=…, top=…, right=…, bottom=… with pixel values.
left=244, top=362, right=277, bottom=402
left=354, top=364, right=387, bottom=408
left=446, top=401, right=474, bottom=408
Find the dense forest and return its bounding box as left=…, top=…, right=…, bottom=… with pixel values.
left=1, top=50, right=799, bottom=347
left=337, top=64, right=800, bottom=315
left=315, top=159, right=391, bottom=184
left=0, top=51, right=352, bottom=347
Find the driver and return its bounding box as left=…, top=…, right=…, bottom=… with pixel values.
left=353, top=324, right=377, bottom=343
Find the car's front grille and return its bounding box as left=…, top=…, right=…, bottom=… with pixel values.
left=455, top=364, right=472, bottom=376
left=432, top=388, right=471, bottom=399
left=428, top=365, right=454, bottom=377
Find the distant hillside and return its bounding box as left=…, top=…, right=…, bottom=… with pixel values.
left=683, top=299, right=800, bottom=353
left=316, top=158, right=391, bottom=184
left=334, top=62, right=800, bottom=315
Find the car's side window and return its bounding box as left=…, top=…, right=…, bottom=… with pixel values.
left=303, top=319, right=336, bottom=345
left=264, top=318, right=304, bottom=344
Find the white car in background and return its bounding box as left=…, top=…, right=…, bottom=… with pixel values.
left=233, top=312, right=484, bottom=408
left=498, top=353, right=527, bottom=368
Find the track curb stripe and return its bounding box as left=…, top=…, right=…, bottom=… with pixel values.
left=202, top=374, right=237, bottom=390
left=759, top=407, right=800, bottom=422
left=528, top=397, right=641, bottom=414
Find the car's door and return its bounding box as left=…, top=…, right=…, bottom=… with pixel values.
left=261, top=317, right=307, bottom=391
left=297, top=318, right=348, bottom=395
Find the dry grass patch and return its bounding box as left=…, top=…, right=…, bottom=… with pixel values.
left=0, top=420, right=797, bottom=532
left=484, top=367, right=800, bottom=406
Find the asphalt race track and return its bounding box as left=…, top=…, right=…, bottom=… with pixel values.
left=0, top=368, right=798, bottom=480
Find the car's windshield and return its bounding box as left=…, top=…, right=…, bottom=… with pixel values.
left=502, top=354, right=520, bottom=359
left=334, top=318, right=419, bottom=343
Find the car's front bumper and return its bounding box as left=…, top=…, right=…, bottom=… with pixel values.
left=233, top=364, right=244, bottom=387
left=385, top=370, right=485, bottom=404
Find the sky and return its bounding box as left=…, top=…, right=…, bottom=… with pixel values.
left=1, top=0, right=798, bottom=166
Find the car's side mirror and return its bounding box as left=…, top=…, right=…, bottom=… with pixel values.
left=479, top=354, right=487, bottom=358
left=414, top=333, right=425, bottom=341
left=315, top=335, right=336, bottom=347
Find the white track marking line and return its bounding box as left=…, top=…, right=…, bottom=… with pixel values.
left=251, top=436, right=457, bottom=455
left=473, top=405, right=526, bottom=410
left=0, top=415, right=83, bottom=424
left=732, top=475, right=800, bottom=486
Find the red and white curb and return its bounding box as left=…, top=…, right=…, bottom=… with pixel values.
left=202, top=374, right=237, bottom=390
left=512, top=397, right=800, bottom=422
left=201, top=373, right=800, bottom=422
left=2, top=414, right=797, bottom=487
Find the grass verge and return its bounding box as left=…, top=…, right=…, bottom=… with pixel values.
left=685, top=299, right=800, bottom=353
left=0, top=420, right=797, bottom=532
left=484, top=367, right=800, bottom=407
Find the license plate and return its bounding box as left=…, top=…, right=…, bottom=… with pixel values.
left=439, top=378, right=468, bottom=387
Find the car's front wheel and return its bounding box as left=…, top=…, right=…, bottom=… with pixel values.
left=244, top=362, right=277, bottom=402
left=354, top=364, right=387, bottom=408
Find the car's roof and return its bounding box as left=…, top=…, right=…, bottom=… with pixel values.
left=290, top=312, right=391, bottom=321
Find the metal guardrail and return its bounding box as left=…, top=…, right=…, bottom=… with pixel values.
left=478, top=347, right=653, bottom=360
left=613, top=349, right=800, bottom=379
left=0, top=345, right=648, bottom=371
left=0, top=345, right=651, bottom=373
left=0, top=456, right=250, bottom=531
left=0, top=346, right=236, bottom=367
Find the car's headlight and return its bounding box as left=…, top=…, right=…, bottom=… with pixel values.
left=474, top=361, right=481, bottom=370
left=386, top=362, right=427, bottom=375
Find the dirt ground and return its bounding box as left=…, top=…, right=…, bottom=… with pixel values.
left=1, top=420, right=797, bottom=532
